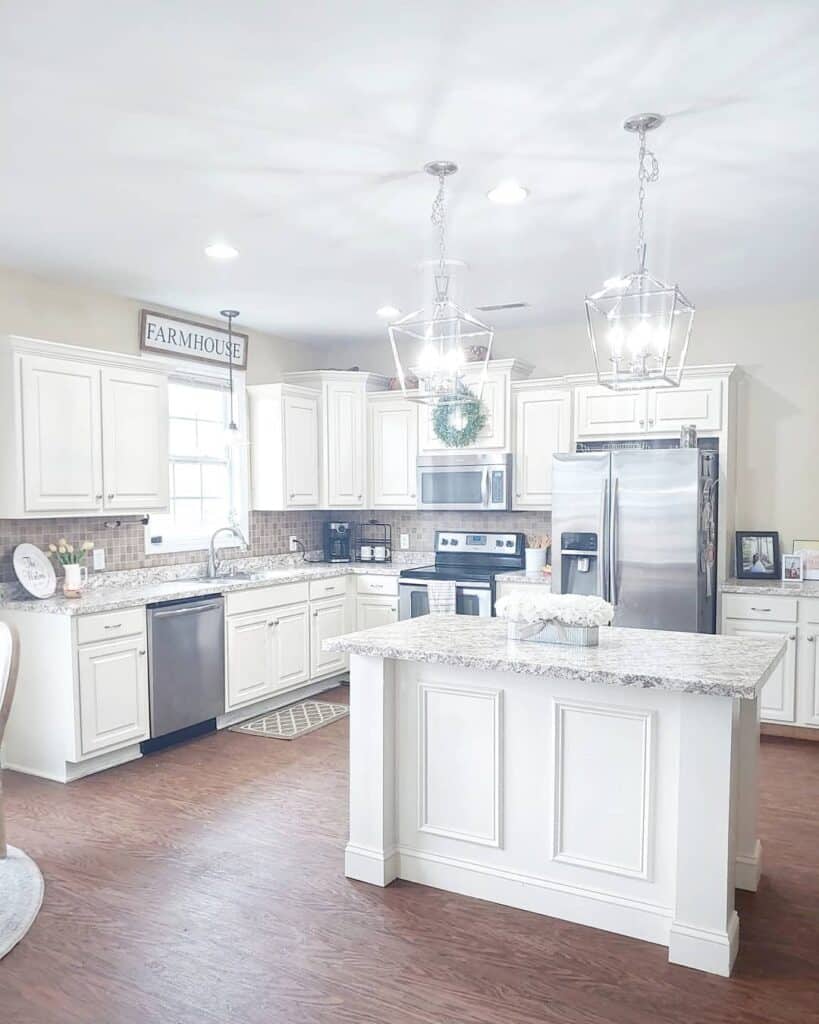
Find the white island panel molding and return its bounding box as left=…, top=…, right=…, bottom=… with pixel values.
left=328, top=617, right=784, bottom=977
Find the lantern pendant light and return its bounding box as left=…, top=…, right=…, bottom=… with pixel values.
left=585, top=113, right=695, bottom=391
left=220, top=308, right=242, bottom=447
left=388, top=162, right=494, bottom=406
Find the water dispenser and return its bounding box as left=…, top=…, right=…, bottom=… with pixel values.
left=560, top=532, right=600, bottom=597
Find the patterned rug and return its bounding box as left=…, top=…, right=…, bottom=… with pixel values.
left=0, top=847, right=44, bottom=959
left=230, top=700, right=349, bottom=741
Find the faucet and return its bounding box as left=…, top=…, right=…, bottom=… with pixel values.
left=207, top=526, right=249, bottom=579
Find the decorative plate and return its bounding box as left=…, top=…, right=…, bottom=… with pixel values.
left=12, top=543, right=57, bottom=599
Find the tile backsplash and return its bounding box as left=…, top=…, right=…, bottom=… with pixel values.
left=0, top=508, right=551, bottom=582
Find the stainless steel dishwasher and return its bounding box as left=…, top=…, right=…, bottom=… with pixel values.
left=143, top=594, right=225, bottom=752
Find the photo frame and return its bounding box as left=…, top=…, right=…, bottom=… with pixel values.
left=792, top=539, right=819, bottom=582
left=782, top=552, right=804, bottom=583
left=735, top=531, right=780, bottom=580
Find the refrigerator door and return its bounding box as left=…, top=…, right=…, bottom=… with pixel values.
left=610, top=448, right=700, bottom=631
left=552, top=453, right=610, bottom=599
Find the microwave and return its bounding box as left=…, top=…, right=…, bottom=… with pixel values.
left=416, top=453, right=512, bottom=511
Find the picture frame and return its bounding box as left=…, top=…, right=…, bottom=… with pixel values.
left=735, top=531, right=781, bottom=580
left=792, top=539, right=819, bottom=581
left=782, top=552, right=804, bottom=583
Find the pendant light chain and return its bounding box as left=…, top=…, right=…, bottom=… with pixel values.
left=430, top=171, right=450, bottom=304
left=635, top=128, right=660, bottom=270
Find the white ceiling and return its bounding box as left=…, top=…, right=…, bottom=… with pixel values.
left=1, top=1, right=818, bottom=344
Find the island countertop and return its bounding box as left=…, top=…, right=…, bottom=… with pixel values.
left=325, top=615, right=785, bottom=699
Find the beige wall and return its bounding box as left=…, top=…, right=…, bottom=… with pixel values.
left=317, top=300, right=819, bottom=552
left=0, top=265, right=317, bottom=384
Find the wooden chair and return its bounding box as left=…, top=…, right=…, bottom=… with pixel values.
left=0, top=622, right=20, bottom=859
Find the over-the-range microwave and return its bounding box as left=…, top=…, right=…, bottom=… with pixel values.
left=416, top=453, right=512, bottom=511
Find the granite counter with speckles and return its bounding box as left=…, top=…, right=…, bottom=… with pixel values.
left=325, top=614, right=784, bottom=699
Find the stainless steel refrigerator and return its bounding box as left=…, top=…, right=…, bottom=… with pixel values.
left=552, top=448, right=718, bottom=633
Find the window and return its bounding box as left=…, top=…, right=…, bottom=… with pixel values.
left=145, top=377, right=247, bottom=555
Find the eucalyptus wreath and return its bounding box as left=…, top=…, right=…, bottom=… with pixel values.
left=432, top=389, right=487, bottom=448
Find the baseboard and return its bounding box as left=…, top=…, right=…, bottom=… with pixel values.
left=217, top=677, right=345, bottom=729
left=395, top=846, right=671, bottom=948
left=735, top=839, right=763, bottom=892
left=345, top=843, right=399, bottom=886
left=761, top=723, right=819, bottom=742
left=668, top=911, right=739, bottom=977
left=3, top=744, right=142, bottom=784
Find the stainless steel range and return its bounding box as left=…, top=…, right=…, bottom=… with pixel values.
left=398, top=530, right=525, bottom=620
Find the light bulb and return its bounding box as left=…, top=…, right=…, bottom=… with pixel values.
left=419, top=343, right=439, bottom=373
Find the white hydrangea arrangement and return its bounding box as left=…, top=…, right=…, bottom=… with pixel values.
left=495, top=592, right=614, bottom=629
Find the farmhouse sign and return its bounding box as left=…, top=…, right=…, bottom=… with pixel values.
left=139, top=310, right=248, bottom=370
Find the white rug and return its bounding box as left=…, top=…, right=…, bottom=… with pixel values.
left=0, top=846, right=44, bottom=959
left=230, top=700, right=349, bottom=740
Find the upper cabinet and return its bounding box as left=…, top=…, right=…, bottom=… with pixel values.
left=249, top=383, right=321, bottom=510
left=0, top=338, right=169, bottom=518
left=368, top=393, right=418, bottom=509
left=512, top=384, right=571, bottom=509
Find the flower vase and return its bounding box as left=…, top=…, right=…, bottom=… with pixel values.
left=524, top=548, right=547, bottom=574
left=63, top=563, right=88, bottom=597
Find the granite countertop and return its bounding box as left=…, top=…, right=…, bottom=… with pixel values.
left=324, top=615, right=785, bottom=699
left=722, top=577, right=819, bottom=598
left=495, top=570, right=552, bottom=586
left=0, top=559, right=428, bottom=616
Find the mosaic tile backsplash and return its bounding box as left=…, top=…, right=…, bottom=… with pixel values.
left=0, top=508, right=551, bottom=582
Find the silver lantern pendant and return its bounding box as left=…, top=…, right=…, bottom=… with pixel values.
left=585, top=113, right=694, bottom=392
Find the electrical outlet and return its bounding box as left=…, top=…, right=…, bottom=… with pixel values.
left=400, top=533, right=410, bottom=550
left=92, top=547, right=106, bottom=571
left=289, top=536, right=300, bottom=553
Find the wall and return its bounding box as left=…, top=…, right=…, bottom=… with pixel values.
left=319, top=299, right=819, bottom=552
left=345, top=510, right=550, bottom=555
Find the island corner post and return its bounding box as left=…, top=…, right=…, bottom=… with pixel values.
left=327, top=618, right=784, bottom=978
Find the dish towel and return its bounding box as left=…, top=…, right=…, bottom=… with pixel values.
left=427, top=580, right=457, bottom=615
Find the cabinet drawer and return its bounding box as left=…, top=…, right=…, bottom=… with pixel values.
left=226, top=582, right=309, bottom=617
left=356, top=574, right=398, bottom=597
left=309, top=576, right=348, bottom=601
left=76, top=607, right=145, bottom=645
left=723, top=594, right=798, bottom=623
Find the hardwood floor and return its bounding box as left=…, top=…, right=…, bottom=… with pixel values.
left=1, top=689, right=817, bottom=1024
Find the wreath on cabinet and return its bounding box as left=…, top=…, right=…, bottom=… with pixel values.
left=432, top=388, right=487, bottom=448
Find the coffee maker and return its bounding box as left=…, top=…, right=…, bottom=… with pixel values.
left=324, top=521, right=352, bottom=563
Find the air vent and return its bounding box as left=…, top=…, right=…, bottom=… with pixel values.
left=475, top=302, right=530, bottom=312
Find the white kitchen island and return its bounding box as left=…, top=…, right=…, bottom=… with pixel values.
left=325, top=616, right=785, bottom=977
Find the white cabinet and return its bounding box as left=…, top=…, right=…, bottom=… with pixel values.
left=324, top=380, right=366, bottom=507
left=574, top=376, right=725, bottom=439
left=100, top=366, right=169, bottom=511
left=647, top=378, right=724, bottom=433
left=798, top=603, right=819, bottom=726
left=271, top=602, right=311, bottom=692
left=723, top=619, right=797, bottom=723
left=369, top=395, right=418, bottom=508
left=574, top=386, right=647, bottom=437
left=21, top=355, right=103, bottom=512
left=356, top=594, right=398, bottom=630
left=512, top=385, right=571, bottom=509
left=226, top=599, right=311, bottom=711
left=248, top=384, right=321, bottom=510
left=77, top=635, right=149, bottom=755
left=310, top=596, right=349, bottom=679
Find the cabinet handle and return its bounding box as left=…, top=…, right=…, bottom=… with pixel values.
left=107, top=493, right=114, bottom=500
left=139, top=649, right=146, bottom=655
left=104, top=623, right=123, bottom=630
left=808, top=635, right=815, bottom=643
left=268, top=619, right=280, bottom=627
left=648, top=418, right=654, bottom=427
left=751, top=607, right=772, bottom=613
left=639, top=419, right=645, bottom=427
left=313, top=610, right=319, bottom=617
left=289, top=492, right=295, bottom=499
left=391, top=606, right=397, bottom=613
left=95, top=493, right=103, bottom=500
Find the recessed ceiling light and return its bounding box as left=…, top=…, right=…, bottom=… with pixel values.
left=205, top=242, right=239, bottom=260
left=487, top=180, right=529, bottom=205
left=376, top=305, right=401, bottom=319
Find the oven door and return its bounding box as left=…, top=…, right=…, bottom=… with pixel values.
left=416, top=455, right=511, bottom=511
left=398, top=582, right=430, bottom=620
left=456, top=585, right=492, bottom=617
left=398, top=581, right=492, bottom=619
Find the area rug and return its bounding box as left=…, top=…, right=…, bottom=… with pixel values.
left=230, top=700, right=349, bottom=740
left=0, top=846, right=44, bottom=959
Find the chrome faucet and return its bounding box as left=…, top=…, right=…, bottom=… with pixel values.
left=207, top=526, right=249, bottom=579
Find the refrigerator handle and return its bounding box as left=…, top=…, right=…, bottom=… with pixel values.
left=598, top=477, right=609, bottom=601
left=610, top=475, right=619, bottom=606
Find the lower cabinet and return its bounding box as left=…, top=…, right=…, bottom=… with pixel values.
left=226, top=601, right=310, bottom=711
left=310, top=596, right=349, bottom=679
left=356, top=594, right=398, bottom=630
left=722, top=618, right=797, bottom=723
left=77, top=633, right=149, bottom=755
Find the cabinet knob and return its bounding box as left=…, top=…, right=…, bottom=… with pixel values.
left=391, top=606, right=397, bottom=613
left=639, top=419, right=645, bottom=427
left=809, top=635, right=815, bottom=643
left=648, top=419, right=654, bottom=427
left=289, top=493, right=295, bottom=499
left=139, top=649, right=146, bottom=656
left=107, top=493, right=114, bottom=500
left=268, top=619, right=280, bottom=627
left=95, top=493, right=103, bottom=500
left=788, top=634, right=796, bottom=641
left=313, top=610, right=319, bottom=617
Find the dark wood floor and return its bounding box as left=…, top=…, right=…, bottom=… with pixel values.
left=2, top=687, right=818, bottom=1024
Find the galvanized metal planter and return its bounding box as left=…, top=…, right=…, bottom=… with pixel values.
left=506, top=619, right=600, bottom=647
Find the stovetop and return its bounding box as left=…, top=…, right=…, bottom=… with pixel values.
left=399, top=566, right=494, bottom=584
left=399, top=530, right=526, bottom=585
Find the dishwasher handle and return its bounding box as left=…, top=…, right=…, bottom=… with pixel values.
left=150, top=600, right=224, bottom=619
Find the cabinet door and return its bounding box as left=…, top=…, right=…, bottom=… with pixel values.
left=78, top=637, right=149, bottom=755
left=647, top=378, right=723, bottom=433
left=21, top=355, right=103, bottom=512
left=357, top=594, right=398, bottom=631
left=420, top=370, right=506, bottom=451
left=226, top=610, right=274, bottom=710
left=310, top=596, right=349, bottom=678
left=325, top=382, right=366, bottom=506
left=370, top=398, right=418, bottom=508
left=283, top=393, right=320, bottom=507
left=574, top=386, right=648, bottom=438
left=270, top=602, right=310, bottom=693
left=101, top=367, right=169, bottom=511
left=798, top=603, right=819, bottom=726
left=513, top=389, right=571, bottom=509
left=723, top=619, right=796, bottom=723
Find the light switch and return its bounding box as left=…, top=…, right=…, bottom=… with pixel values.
left=92, top=548, right=106, bottom=571
left=400, top=533, right=410, bottom=550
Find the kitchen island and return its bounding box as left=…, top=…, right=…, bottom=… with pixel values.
left=325, top=616, right=785, bottom=976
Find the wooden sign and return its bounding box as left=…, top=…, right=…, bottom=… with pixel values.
left=139, top=310, right=248, bottom=370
